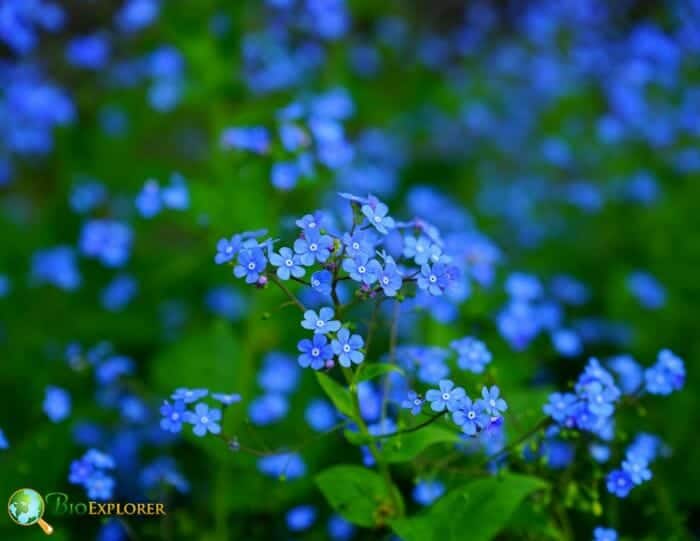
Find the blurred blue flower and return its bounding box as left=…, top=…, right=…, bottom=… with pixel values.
left=305, top=399, right=336, bottom=431
left=606, top=469, right=634, bottom=498
left=327, top=514, right=354, bottom=540
left=310, top=270, right=332, bottom=295
left=32, top=246, right=81, bottom=291
left=79, top=220, right=133, bottom=268
left=451, top=337, right=492, bottom=373
left=160, top=400, right=186, bottom=433
left=258, top=352, right=300, bottom=394
left=286, top=505, right=316, bottom=531
left=401, top=391, right=423, bottom=416
left=43, top=386, right=71, bottom=422
left=412, top=479, right=445, bottom=506
left=258, top=452, right=306, bottom=479
left=101, top=274, right=137, bottom=312
left=249, top=393, right=289, bottom=425
left=204, top=286, right=246, bottom=321
left=66, top=34, right=110, bottom=70
left=172, top=388, right=208, bottom=404
left=593, top=526, right=618, bottom=541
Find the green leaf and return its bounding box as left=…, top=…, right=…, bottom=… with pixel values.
left=381, top=424, right=460, bottom=463
left=355, top=363, right=404, bottom=383
left=315, top=372, right=357, bottom=421
left=390, top=474, right=548, bottom=541
left=506, top=501, right=564, bottom=540
left=316, top=465, right=403, bottom=527
left=344, top=429, right=373, bottom=446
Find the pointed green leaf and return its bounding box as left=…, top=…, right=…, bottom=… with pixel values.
left=381, top=424, right=460, bottom=463
left=390, top=474, right=548, bottom=541
left=315, top=372, right=357, bottom=421
left=316, top=465, right=403, bottom=527
left=355, top=363, right=404, bottom=383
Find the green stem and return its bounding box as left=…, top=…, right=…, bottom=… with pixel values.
left=269, top=274, right=306, bottom=312
left=340, top=366, right=402, bottom=517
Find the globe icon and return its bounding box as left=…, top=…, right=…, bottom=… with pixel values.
left=7, top=489, right=53, bottom=535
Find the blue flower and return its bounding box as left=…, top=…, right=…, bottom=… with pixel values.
left=362, top=198, right=395, bottom=234
left=84, top=449, right=115, bottom=469
left=401, top=391, right=424, bottom=415
left=234, top=247, right=267, bottom=283
left=258, top=352, right=300, bottom=394
left=249, top=394, right=288, bottom=425
left=43, top=386, right=71, bottom=422
left=451, top=337, right=492, bottom=373
left=296, top=212, right=325, bottom=232
left=452, top=397, right=489, bottom=435
left=286, top=505, right=317, bottom=532
left=645, top=349, right=685, bottom=395
left=305, top=399, right=337, bottom=431
left=271, top=161, right=300, bottom=191
left=412, top=480, right=445, bottom=506
left=375, top=258, right=402, bottom=296
left=331, top=328, right=364, bottom=367
left=294, top=229, right=333, bottom=265
left=608, top=355, right=643, bottom=394
left=506, top=272, right=543, bottom=301
left=79, top=220, right=133, bottom=268
left=160, top=400, right=186, bottom=433
left=220, top=126, right=269, bottom=154
left=32, top=246, right=81, bottom=291
left=583, top=381, right=617, bottom=417
left=135, top=179, right=162, bottom=218
left=85, top=472, right=115, bottom=501
left=270, top=247, right=305, bottom=280
left=627, top=271, right=666, bottom=309
left=622, top=452, right=652, bottom=485
left=212, top=393, right=241, bottom=406
left=481, top=386, right=508, bottom=417
left=301, top=307, right=341, bottom=334
left=606, top=469, right=634, bottom=498
left=0, top=428, right=8, bottom=450
left=593, top=527, right=618, bottom=541
left=310, top=270, right=332, bottom=295
left=342, top=231, right=374, bottom=258
left=69, top=458, right=94, bottom=485
left=417, top=263, right=449, bottom=296
left=404, top=236, right=441, bottom=265
left=257, top=452, right=306, bottom=479
left=101, top=274, right=137, bottom=312
left=425, top=380, right=466, bottom=412
left=215, top=235, right=242, bottom=264
left=171, top=388, right=208, bottom=403
left=162, top=172, right=189, bottom=210
left=328, top=514, right=355, bottom=540
left=184, top=403, right=222, bottom=437
left=297, top=334, right=333, bottom=369
left=342, top=254, right=379, bottom=284
left=543, top=392, right=577, bottom=423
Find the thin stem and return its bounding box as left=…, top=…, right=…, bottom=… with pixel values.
left=481, top=416, right=549, bottom=466
left=268, top=274, right=306, bottom=312
left=380, top=299, right=401, bottom=425
left=374, top=413, right=446, bottom=439
left=364, top=298, right=381, bottom=356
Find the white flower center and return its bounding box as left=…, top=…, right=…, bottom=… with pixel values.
left=429, top=274, right=437, bottom=283
left=285, top=258, right=293, bottom=267
left=247, top=262, right=256, bottom=270
left=352, top=242, right=360, bottom=250
left=382, top=276, right=389, bottom=284
left=311, top=348, right=320, bottom=356
left=374, top=215, right=382, bottom=223
left=316, top=320, right=325, bottom=328
left=312, top=279, right=320, bottom=287
left=468, top=411, right=476, bottom=420
left=343, top=344, right=351, bottom=353
left=416, top=245, right=424, bottom=252
left=201, top=416, right=209, bottom=424
left=414, top=399, right=422, bottom=406
left=490, top=399, right=496, bottom=407
left=441, top=392, right=450, bottom=401
left=358, top=265, right=366, bottom=273
left=225, top=246, right=233, bottom=253
left=309, top=243, right=318, bottom=251
left=617, top=477, right=626, bottom=486
left=171, top=413, right=179, bottom=420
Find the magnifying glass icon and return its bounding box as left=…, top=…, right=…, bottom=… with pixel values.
left=8, top=488, right=54, bottom=535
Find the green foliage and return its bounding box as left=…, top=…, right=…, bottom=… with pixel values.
left=315, top=372, right=358, bottom=421
left=381, top=423, right=460, bottom=463
left=315, top=465, right=404, bottom=527
left=354, top=363, right=404, bottom=383
left=390, top=474, right=548, bottom=541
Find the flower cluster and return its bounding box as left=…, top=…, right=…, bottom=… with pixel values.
left=69, top=449, right=116, bottom=501
left=606, top=433, right=665, bottom=498
left=160, top=388, right=240, bottom=437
